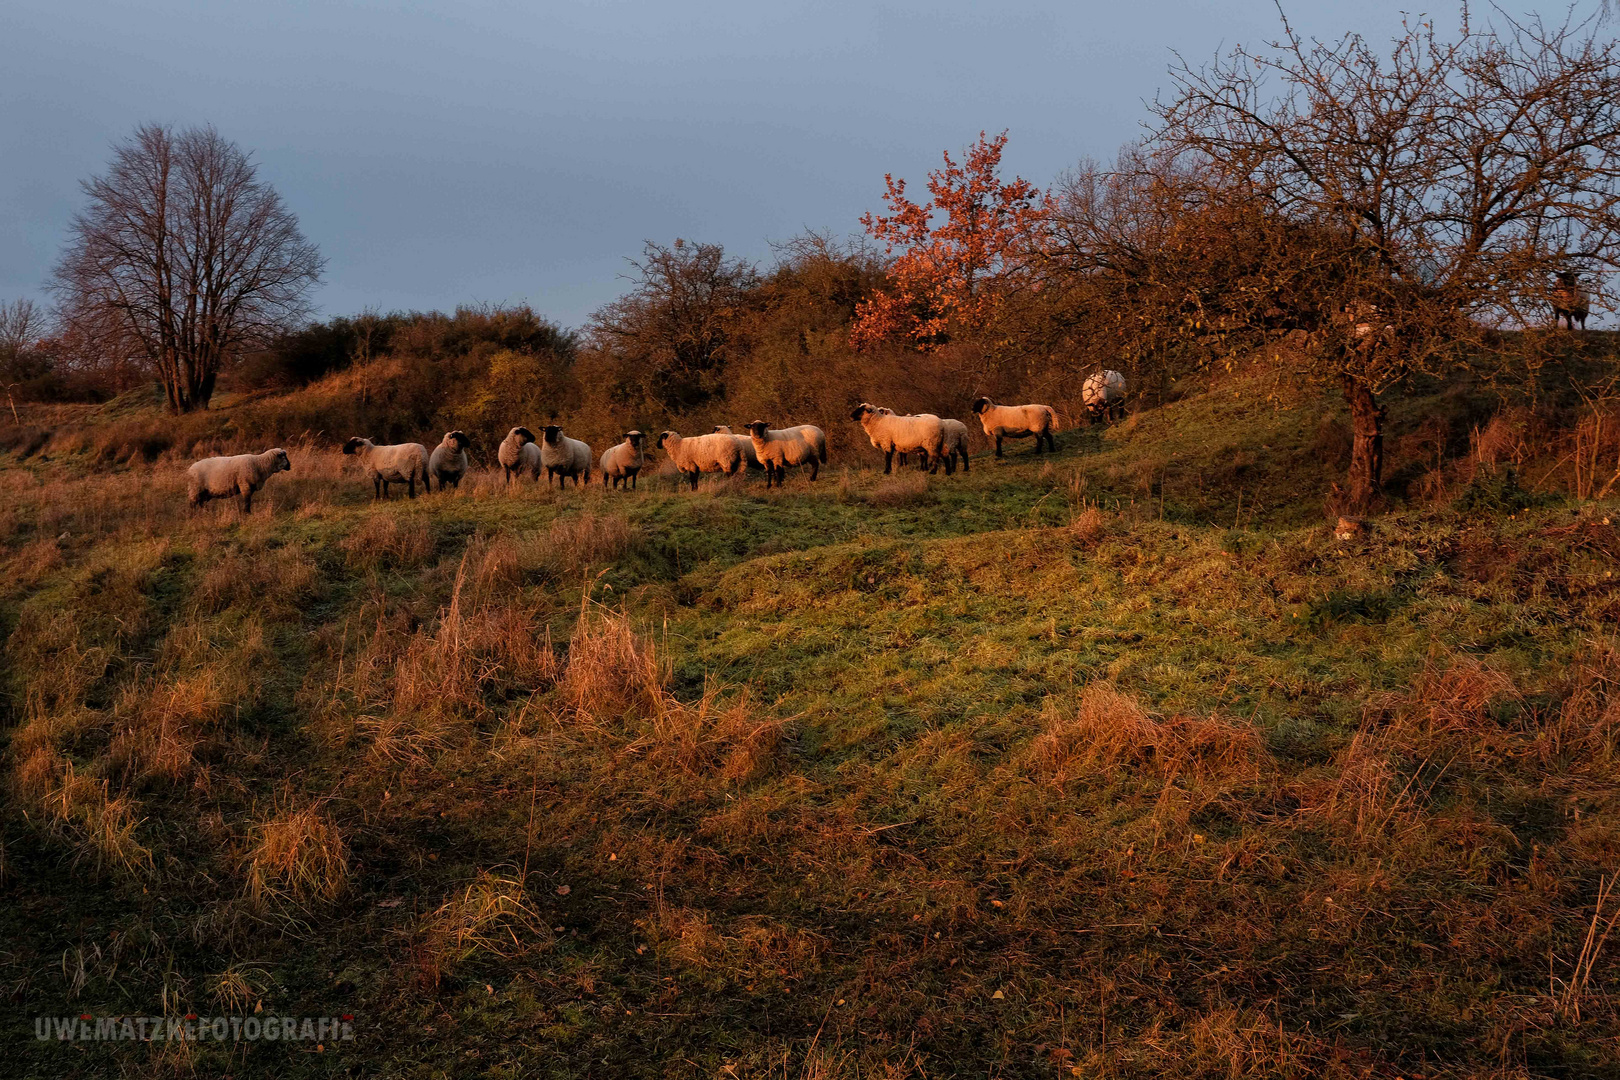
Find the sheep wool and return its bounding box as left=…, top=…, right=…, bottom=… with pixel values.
left=187, top=448, right=292, bottom=514
left=599, top=430, right=647, bottom=490
left=970, top=397, right=1059, bottom=456
left=540, top=425, right=592, bottom=487
left=428, top=430, right=471, bottom=491
left=714, top=425, right=764, bottom=471
left=849, top=403, right=947, bottom=474
left=343, top=437, right=431, bottom=498
left=1080, top=371, right=1127, bottom=423
left=744, top=422, right=827, bottom=488
left=656, top=430, right=744, bottom=490
left=497, top=426, right=542, bottom=485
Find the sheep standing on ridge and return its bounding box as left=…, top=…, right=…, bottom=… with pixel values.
left=745, top=421, right=827, bottom=488
left=343, top=437, right=431, bottom=498
left=714, top=425, right=764, bottom=472
left=428, top=430, right=471, bottom=491
left=941, top=418, right=971, bottom=473
left=1554, top=270, right=1589, bottom=331
left=883, top=409, right=967, bottom=475
left=850, top=403, right=946, bottom=474
left=497, top=426, right=541, bottom=485
left=187, top=448, right=291, bottom=513
left=540, top=425, right=592, bottom=487
left=599, top=430, right=647, bottom=490
left=970, top=397, right=1058, bottom=457
left=1081, top=370, right=1127, bottom=424
left=656, top=430, right=743, bottom=490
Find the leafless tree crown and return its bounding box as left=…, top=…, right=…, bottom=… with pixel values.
left=53, top=123, right=324, bottom=412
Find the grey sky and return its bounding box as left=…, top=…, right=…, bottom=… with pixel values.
left=4, top=1, right=1451, bottom=330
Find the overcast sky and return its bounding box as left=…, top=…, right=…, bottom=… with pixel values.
left=4, top=1, right=1460, bottom=330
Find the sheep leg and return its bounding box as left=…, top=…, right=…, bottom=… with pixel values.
left=241, top=488, right=253, bottom=514
left=688, top=471, right=699, bottom=491
left=959, top=449, right=970, bottom=473
left=407, top=476, right=417, bottom=498
left=809, top=460, right=818, bottom=481
left=883, top=448, right=894, bottom=474
left=994, top=435, right=1003, bottom=459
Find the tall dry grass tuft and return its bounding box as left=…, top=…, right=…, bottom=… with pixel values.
left=561, top=605, right=787, bottom=785
left=12, top=747, right=154, bottom=879
left=1023, top=684, right=1269, bottom=787
left=1540, top=640, right=1620, bottom=768
left=243, top=805, right=349, bottom=907
left=864, top=471, right=931, bottom=507
left=351, top=549, right=559, bottom=761
left=339, top=512, right=437, bottom=572
left=545, top=511, right=641, bottom=574
left=414, top=871, right=552, bottom=986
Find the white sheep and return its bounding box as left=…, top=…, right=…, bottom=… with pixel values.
left=881, top=409, right=967, bottom=476
left=428, top=430, right=471, bottom=491
left=342, top=437, right=431, bottom=498
left=970, top=397, right=1058, bottom=457
left=1554, top=271, right=1589, bottom=330
left=497, top=426, right=542, bottom=485
left=599, top=430, right=647, bottom=490
left=540, top=425, right=592, bottom=487
left=744, top=421, right=828, bottom=488
left=714, top=425, right=764, bottom=472
left=186, top=448, right=291, bottom=513
left=849, top=403, right=946, bottom=474
left=656, top=430, right=744, bottom=490
left=1080, top=370, right=1127, bottom=424
left=941, top=418, right=971, bottom=473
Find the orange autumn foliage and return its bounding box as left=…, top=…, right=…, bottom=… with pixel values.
left=851, top=130, right=1053, bottom=351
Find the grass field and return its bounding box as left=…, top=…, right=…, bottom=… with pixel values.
left=3, top=374, right=1619, bottom=1078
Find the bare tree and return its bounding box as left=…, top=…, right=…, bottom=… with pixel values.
left=588, top=240, right=759, bottom=411
left=1151, top=4, right=1620, bottom=510
left=53, top=124, right=324, bottom=413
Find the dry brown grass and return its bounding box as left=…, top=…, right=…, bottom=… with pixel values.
left=243, top=805, right=350, bottom=907
left=339, top=511, right=437, bottom=571
left=864, top=471, right=932, bottom=507
left=545, top=511, right=641, bottom=573
left=1024, top=684, right=1269, bottom=787
left=414, top=871, right=552, bottom=987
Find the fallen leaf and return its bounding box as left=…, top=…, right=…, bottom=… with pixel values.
left=556, top=885, right=571, bottom=896
left=992, top=990, right=1005, bottom=1000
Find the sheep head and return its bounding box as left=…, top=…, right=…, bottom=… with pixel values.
left=445, top=430, right=470, bottom=450
left=624, top=430, right=644, bottom=447
left=509, top=426, right=535, bottom=445
left=970, top=397, right=992, bottom=415
left=850, top=403, right=876, bottom=422
left=747, top=421, right=770, bottom=438
left=656, top=431, right=676, bottom=449
left=270, top=448, right=291, bottom=473
left=543, top=425, right=563, bottom=445
left=341, top=437, right=371, bottom=455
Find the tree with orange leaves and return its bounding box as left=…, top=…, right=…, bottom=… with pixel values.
left=851, top=131, right=1052, bottom=352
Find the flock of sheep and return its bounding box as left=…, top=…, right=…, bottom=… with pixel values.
left=184, top=372, right=1129, bottom=513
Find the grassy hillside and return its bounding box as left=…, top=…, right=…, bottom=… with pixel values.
left=3, top=375, right=1619, bottom=1078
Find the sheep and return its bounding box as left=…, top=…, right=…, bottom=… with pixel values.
left=849, top=403, right=946, bottom=474
left=1081, top=370, right=1127, bottom=423
left=1554, top=270, right=1589, bottom=331
left=941, top=418, right=971, bottom=473
left=186, top=448, right=291, bottom=513
left=342, top=437, right=431, bottom=498
left=970, top=397, right=1058, bottom=457
left=714, top=425, right=764, bottom=471
left=656, top=429, right=744, bottom=490
left=497, top=426, right=542, bottom=485
left=599, top=430, right=647, bottom=490
left=540, top=425, right=592, bottom=487
left=428, top=430, right=471, bottom=491
left=744, top=421, right=828, bottom=488
left=882, top=409, right=967, bottom=476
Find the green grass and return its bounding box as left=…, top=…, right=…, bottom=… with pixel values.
left=3, top=375, right=1619, bottom=1078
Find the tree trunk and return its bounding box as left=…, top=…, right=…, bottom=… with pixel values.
left=1343, top=377, right=1384, bottom=512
